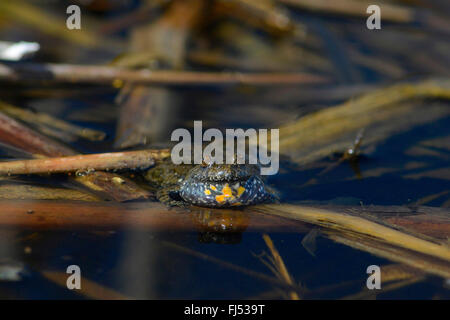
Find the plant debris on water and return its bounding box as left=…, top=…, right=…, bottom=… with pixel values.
left=0, top=0, right=448, bottom=300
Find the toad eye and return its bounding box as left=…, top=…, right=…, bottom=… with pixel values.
left=168, top=191, right=183, bottom=202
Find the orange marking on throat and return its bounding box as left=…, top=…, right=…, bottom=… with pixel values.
left=215, top=195, right=226, bottom=203
left=237, top=186, right=246, bottom=197
left=222, top=184, right=233, bottom=198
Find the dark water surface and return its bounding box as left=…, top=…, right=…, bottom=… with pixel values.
left=0, top=107, right=448, bottom=299
left=0, top=2, right=449, bottom=300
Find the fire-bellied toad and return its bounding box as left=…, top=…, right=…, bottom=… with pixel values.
left=145, top=160, right=277, bottom=208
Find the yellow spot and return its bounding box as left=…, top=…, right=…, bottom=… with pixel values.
left=215, top=195, right=226, bottom=203
left=112, top=177, right=125, bottom=185
left=112, top=79, right=124, bottom=88
left=237, top=186, right=246, bottom=197
left=204, top=189, right=211, bottom=195
left=210, top=185, right=217, bottom=191
left=222, top=184, right=233, bottom=198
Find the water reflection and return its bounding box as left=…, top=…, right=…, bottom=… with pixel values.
left=191, top=208, right=249, bottom=244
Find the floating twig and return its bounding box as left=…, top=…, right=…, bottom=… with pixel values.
left=0, top=149, right=170, bottom=175
left=0, top=184, right=99, bottom=201
left=0, top=200, right=307, bottom=233
left=0, top=101, right=106, bottom=141
left=0, top=62, right=329, bottom=86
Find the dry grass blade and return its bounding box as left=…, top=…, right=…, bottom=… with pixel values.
left=326, top=230, right=450, bottom=280
left=342, top=277, right=425, bottom=300
left=342, top=264, right=427, bottom=299
left=278, top=78, right=450, bottom=164
left=380, top=263, right=426, bottom=283
left=412, top=190, right=450, bottom=207
left=0, top=0, right=99, bottom=48
left=250, top=204, right=450, bottom=278
left=278, top=0, right=414, bottom=23
left=260, top=234, right=301, bottom=300
left=310, top=263, right=426, bottom=299
left=41, top=270, right=131, bottom=300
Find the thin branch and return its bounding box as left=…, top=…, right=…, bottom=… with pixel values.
left=0, top=149, right=170, bottom=175
left=0, top=62, right=329, bottom=86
